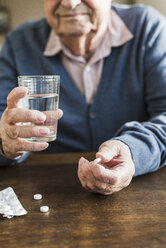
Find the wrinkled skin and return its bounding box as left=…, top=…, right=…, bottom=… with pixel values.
left=0, top=87, right=63, bottom=159
left=78, top=140, right=135, bottom=195
left=43, top=0, right=112, bottom=57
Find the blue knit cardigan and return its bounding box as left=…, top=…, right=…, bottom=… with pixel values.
left=0, top=4, right=166, bottom=176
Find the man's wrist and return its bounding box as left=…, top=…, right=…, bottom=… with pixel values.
left=0, top=137, right=21, bottom=160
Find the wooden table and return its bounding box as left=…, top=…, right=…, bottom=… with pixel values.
left=0, top=152, right=166, bottom=248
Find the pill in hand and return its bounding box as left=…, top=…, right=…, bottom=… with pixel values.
left=93, top=158, right=101, bottom=164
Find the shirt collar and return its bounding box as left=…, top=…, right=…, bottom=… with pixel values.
left=43, top=9, right=133, bottom=58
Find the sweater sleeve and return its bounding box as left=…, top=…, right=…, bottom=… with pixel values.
left=114, top=7, right=166, bottom=176
left=0, top=35, right=18, bottom=118
left=0, top=150, right=29, bottom=166
left=0, top=35, right=29, bottom=165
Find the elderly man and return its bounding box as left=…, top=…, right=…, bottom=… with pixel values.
left=0, top=0, right=166, bottom=195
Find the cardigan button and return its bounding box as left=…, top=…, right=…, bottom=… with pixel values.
left=89, top=112, right=96, bottom=119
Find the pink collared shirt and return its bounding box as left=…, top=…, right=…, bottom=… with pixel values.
left=44, top=9, right=133, bottom=104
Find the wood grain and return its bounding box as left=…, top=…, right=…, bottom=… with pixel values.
left=0, top=153, right=166, bottom=248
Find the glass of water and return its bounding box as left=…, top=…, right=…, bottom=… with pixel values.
left=18, top=75, right=60, bottom=142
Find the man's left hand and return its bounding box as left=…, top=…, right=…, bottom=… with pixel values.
left=78, top=140, right=135, bottom=195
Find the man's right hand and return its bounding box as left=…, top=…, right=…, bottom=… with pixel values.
left=0, top=87, right=62, bottom=159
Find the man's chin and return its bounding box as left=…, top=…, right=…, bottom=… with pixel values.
left=58, top=30, right=88, bottom=37
left=56, top=22, right=95, bottom=37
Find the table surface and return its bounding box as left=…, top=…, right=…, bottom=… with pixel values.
left=0, top=152, right=166, bottom=248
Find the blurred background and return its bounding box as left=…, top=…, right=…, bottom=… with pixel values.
left=0, top=0, right=166, bottom=49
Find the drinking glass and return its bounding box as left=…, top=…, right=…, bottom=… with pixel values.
left=18, top=75, right=60, bottom=142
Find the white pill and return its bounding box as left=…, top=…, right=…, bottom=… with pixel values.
left=40, top=206, right=49, bottom=213
left=93, top=158, right=101, bottom=164
left=33, top=194, right=42, bottom=200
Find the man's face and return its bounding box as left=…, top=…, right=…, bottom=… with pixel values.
left=43, top=0, right=112, bottom=37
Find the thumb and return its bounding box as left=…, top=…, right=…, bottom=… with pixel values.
left=78, top=157, right=89, bottom=167
left=96, top=141, right=121, bottom=163
left=7, top=86, right=28, bottom=109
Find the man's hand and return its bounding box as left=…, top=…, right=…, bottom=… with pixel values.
left=78, top=140, right=135, bottom=195
left=0, top=87, right=63, bottom=159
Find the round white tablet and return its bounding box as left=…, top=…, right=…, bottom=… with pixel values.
left=93, top=158, right=101, bottom=164
left=40, top=206, right=49, bottom=213
left=33, top=194, right=42, bottom=200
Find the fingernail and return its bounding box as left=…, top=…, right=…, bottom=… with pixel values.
left=97, top=152, right=107, bottom=160
left=40, top=142, right=49, bottom=149
left=97, top=152, right=104, bottom=158
left=38, top=113, right=46, bottom=122
left=23, top=87, right=29, bottom=94
left=39, top=127, right=50, bottom=135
